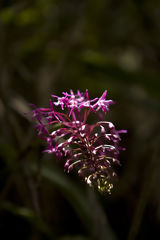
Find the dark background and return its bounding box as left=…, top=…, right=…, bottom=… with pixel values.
left=0, top=0, right=160, bottom=240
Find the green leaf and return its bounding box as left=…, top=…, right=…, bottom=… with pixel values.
left=31, top=163, right=118, bottom=240
left=1, top=201, right=54, bottom=239
left=31, top=163, right=92, bottom=231
left=80, top=51, right=160, bottom=101
left=58, top=235, right=90, bottom=240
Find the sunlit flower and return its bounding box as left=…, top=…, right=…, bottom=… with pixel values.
left=31, top=90, right=126, bottom=194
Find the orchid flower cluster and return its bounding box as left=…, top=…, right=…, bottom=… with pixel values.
left=31, top=90, right=126, bottom=194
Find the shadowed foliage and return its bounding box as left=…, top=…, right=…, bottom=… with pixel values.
left=0, top=0, right=160, bottom=240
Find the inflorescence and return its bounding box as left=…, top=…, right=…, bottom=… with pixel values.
left=31, top=90, right=126, bottom=194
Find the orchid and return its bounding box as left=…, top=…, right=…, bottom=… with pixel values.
left=31, top=90, right=126, bottom=194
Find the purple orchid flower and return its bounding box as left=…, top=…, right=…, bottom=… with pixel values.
left=31, top=90, right=126, bottom=194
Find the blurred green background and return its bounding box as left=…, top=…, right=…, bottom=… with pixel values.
left=0, top=0, right=160, bottom=240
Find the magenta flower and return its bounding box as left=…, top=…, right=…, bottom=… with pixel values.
left=31, top=90, right=126, bottom=194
